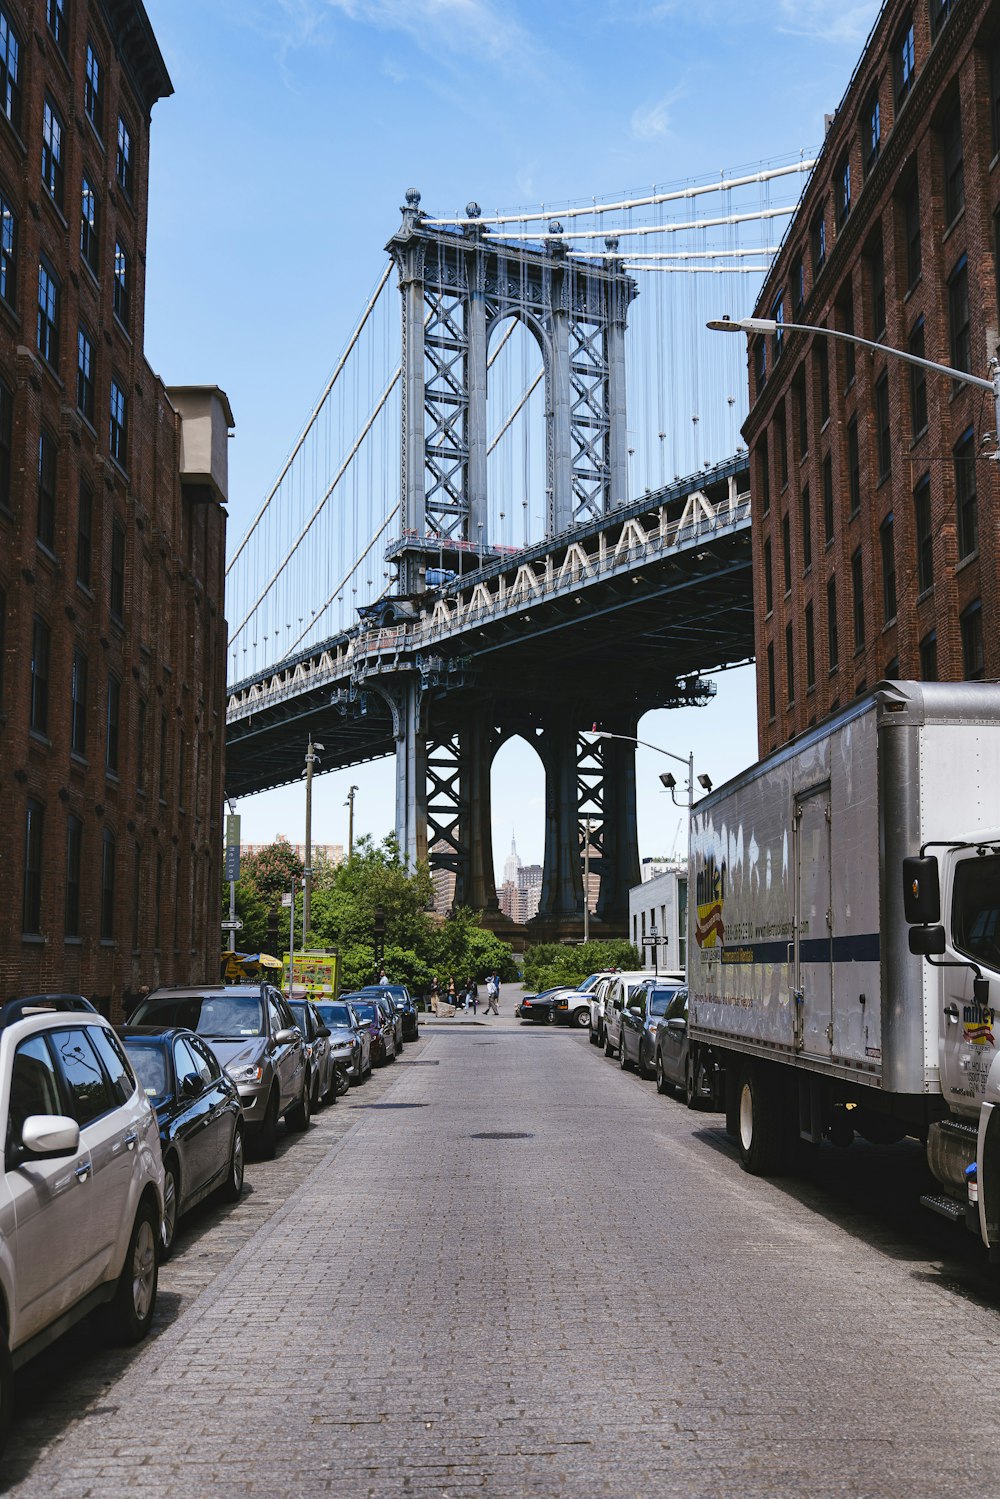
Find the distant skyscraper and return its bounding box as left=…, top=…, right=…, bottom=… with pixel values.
left=503, top=833, right=523, bottom=888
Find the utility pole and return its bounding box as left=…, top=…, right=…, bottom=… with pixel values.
left=583, top=816, right=591, bottom=945
left=345, top=784, right=359, bottom=861
left=302, top=736, right=323, bottom=939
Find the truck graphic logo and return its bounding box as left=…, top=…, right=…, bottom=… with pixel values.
left=963, top=1000, right=995, bottom=1047
left=695, top=856, right=726, bottom=949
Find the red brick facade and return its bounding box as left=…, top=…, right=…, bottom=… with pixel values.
left=744, top=0, right=1000, bottom=757
left=0, top=1, right=229, bottom=1016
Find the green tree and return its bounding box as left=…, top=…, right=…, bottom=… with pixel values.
left=522, top=939, right=641, bottom=993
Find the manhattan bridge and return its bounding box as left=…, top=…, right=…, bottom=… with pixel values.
left=225, top=154, right=812, bottom=939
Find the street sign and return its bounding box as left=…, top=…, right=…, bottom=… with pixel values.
left=224, top=845, right=240, bottom=882
left=225, top=813, right=241, bottom=848
left=221, top=918, right=243, bottom=931
left=642, top=934, right=664, bottom=946
left=281, top=892, right=292, bottom=907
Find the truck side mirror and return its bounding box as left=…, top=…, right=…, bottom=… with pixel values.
left=908, top=924, right=946, bottom=956
left=903, top=856, right=941, bottom=924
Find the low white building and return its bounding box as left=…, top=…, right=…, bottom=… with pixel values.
left=628, top=863, right=687, bottom=976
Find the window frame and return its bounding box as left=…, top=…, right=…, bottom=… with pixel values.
left=84, top=40, right=104, bottom=138
left=41, top=95, right=65, bottom=211
left=37, top=256, right=60, bottom=367
left=76, top=324, right=95, bottom=424
left=23, top=798, right=44, bottom=936
left=70, top=646, right=88, bottom=757
left=880, top=511, right=896, bottom=623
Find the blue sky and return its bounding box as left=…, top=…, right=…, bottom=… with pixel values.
left=142, top=0, right=882, bottom=866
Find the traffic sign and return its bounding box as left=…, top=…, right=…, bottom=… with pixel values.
left=221, top=918, right=243, bottom=931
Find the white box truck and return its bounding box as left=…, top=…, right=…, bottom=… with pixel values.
left=686, top=680, right=1000, bottom=1259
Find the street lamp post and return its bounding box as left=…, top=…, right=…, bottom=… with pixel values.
left=588, top=730, right=696, bottom=814
left=302, top=736, right=324, bottom=940
left=707, top=315, right=1000, bottom=454
left=345, top=784, right=359, bottom=861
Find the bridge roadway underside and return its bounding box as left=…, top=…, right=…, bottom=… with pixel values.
left=225, top=526, right=754, bottom=801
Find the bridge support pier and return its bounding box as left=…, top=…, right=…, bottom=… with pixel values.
left=394, top=679, right=427, bottom=869
left=593, top=725, right=641, bottom=928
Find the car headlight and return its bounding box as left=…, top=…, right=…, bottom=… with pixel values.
left=227, top=1063, right=264, bottom=1085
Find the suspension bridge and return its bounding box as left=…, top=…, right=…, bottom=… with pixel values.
left=225, top=154, right=813, bottom=938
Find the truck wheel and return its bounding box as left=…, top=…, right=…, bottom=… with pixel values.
left=589, top=1025, right=599, bottom=1047
left=603, top=1031, right=615, bottom=1058
left=685, top=1050, right=702, bottom=1111
left=736, top=1064, right=785, bottom=1175
left=618, top=1037, right=632, bottom=1072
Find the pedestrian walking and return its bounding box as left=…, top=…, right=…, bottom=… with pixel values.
left=484, top=973, right=499, bottom=1015
left=469, top=976, right=479, bottom=1015
left=429, top=976, right=440, bottom=1015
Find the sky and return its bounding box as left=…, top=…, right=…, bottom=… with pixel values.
left=141, top=0, right=883, bottom=867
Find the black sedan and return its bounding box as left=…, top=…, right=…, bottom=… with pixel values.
left=341, top=995, right=396, bottom=1065
left=516, top=987, right=569, bottom=1024
left=352, top=984, right=420, bottom=1040
left=118, top=1025, right=244, bottom=1257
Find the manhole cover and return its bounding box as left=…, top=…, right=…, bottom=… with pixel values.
left=397, top=1059, right=440, bottom=1065
left=354, top=1102, right=429, bottom=1110
left=470, top=1131, right=534, bottom=1140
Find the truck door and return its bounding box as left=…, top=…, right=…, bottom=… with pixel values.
left=941, top=851, right=1000, bottom=1112
left=795, top=785, right=833, bottom=1058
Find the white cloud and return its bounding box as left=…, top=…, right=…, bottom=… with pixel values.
left=258, top=0, right=537, bottom=67
left=630, top=88, right=682, bottom=141
left=775, top=0, right=881, bottom=45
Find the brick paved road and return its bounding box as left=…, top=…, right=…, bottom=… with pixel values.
left=6, top=1000, right=1000, bottom=1497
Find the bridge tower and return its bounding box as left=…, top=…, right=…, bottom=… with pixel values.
left=383, top=192, right=642, bottom=938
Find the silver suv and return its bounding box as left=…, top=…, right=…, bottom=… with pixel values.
left=129, top=984, right=309, bottom=1158
left=0, top=995, right=165, bottom=1456
left=601, top=970, right=685, bottom=1059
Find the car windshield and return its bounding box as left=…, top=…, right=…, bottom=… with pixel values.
left=289, top=1004, right=310, bottom=1032
left=577, top=973, right=604, bottom=993
left=351, top=1002, right=378, bottom=1022
left=122, top=1042, right=170, bottom=1101
left=316, top=1004, right=352, bottom=1029
left=130, top=993, right=264, bottom=1039
left=648, top=988, right=679, bottom=1016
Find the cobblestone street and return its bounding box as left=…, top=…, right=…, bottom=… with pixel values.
left=6, top=1001, right=1000, bottom=1497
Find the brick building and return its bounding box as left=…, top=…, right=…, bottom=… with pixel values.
left=744, top=0, right=1000, bottom=756
left=0, top=1, right=232, bottom=1015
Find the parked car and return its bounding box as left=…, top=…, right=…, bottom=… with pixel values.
left=0, top=995, right=164, bottom=1456
left=342, top=996, right=396, bottom=1065
left=117, top=1025, right=244, bottom=1256
left=584, top=972, right=622, bottom=1045
left=313, top=1000, right=370, bottom=1087
left=289, top=999, right=337, bottom=1108
left=375, top=992, right=405, bottom=1052
left=602, top=970, right=684, bottom=1059
left=516, top=988, right=568, bottom=1023
left=353, top=984, right=420, bottom=1040
left=550, top=989, right=594, bottom=1028
left=618, top=978, right=687, bottom=1078
left=652, top=987, right=712, bottom=1107
left=128, top=984, right=309, bottom=1158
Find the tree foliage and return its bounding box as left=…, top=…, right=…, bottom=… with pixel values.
left=522, top=939, right=641, bottom=994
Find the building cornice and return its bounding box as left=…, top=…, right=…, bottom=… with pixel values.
left=100, top=0, right=173, bottom=119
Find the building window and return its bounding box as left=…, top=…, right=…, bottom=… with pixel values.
left=100, top=828, right=115, bottom=941
left=776, top=407, right=788, bottom=487
left=109, top=378, right=128, bottom=466
left=0, top=583, right=4, bottom=705
left=23, top=799, right=43, bottom=935
left=37, top=258, right=60, bottom=366
left=76, top=479, right=92, bottom=588
left=84, top=41, right=104, bottom=136
left=837, top=286, right=856, bottom=387
left=800, top=485, right=812, bottom=572
left=805, top=602, right=815, bottom=691
left=65, top=814, right=83, bottom=937
left=772, top=293, right=785, bottom=359
left=930, top=0, right=956, bottom=42
left=37, top=429, right=56, bottom=551
left=178, top=730, right=186, bottom=808
left=0, top=6, right=21, bottom=133
left=914, top=474, right=933, bottom=594
left=823, top=453, right=834, bottom=543
left=874, top=371, right=891, bottom=484
left=864, top=90, right=881, bottom=178
left=895, top=17, right=915, bottom=106
left=793, top=368, right=808, bottom=458
left=880, top=512, right=896, bottom=622
left=136, top=698, right=147, bottom=792
left=920, top=629, right=938, bottom=679
left=80, top=178, right=100, bottom=277
left=816, top=339, right=830, bottom=425
left=159, top=713, right=167, bottom=801
left=851, top=549, right=865, bottom=652
left=961, top=600, right=984, bottom=679
left=827, top=576, right=839, bottom=671
left=77, top=327, right=95, bottom=424
left=41, top=97, right=64, bottom=210
left=785, top=622, right=795, bottom=704
left=941, top=101, right=964, bottom=226
left=948, top=254, right=970, bottom=382
left=154, top=851, right=163, bottom=949
left=70, top=648, right=87, bottom=757
left=847, top=417, right=861, bottom=515
left=757, top=435, right=770, bottom=514
left=992, top=31, right=1000, bottom=158
left=0, top=375, right=11, bottom=512
left=764, top=536, right=773, bottom=614
left=782, top=512, right=791, bottom=594
left=836, top=152, right=851, bottom=227
left=116, top=115, right=134, bottom=199
left=902, top=176, right=921, bottom=290
left=909, top=318, right=927, bottom=436
left=46, top=0, right=67, bottom=51
left=792, top=256, right=805, bottom=315
left=0, top=187, right=16, bottom=306
left=30, top=615, right=50, bottom=735
left=132, top=842, right=142, bottom=950
left=868, top=237, right=886, bottom=338
left=954, top=427, right=977, bottom=559
left=811, top=208, right=827, bottom=276
left=110, top=517, right=126, bottom=619
left=767, top=641, right=776, bottom=718
left=113, top=242, right=129, bottom=328
left=106, top=674, right=121, bottom=774
left=753, top=336, right=766, bottom=395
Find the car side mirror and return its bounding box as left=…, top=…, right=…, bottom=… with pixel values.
left=908, top=924, right=946, bottom=956
left=181, top=1072, right=202, bottom=1099
left=317, top=1025, right=331, bottom=1038
left=19, top=1114, right=81, bottom=1159
left=628, top=1005, right=642, bottom=1016
left=274, top=1027, right=299, bottom=1045
left=903, top=855, right=941, bottom=924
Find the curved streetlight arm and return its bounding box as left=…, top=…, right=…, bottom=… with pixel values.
left=586, top=731, right=696, bottom=810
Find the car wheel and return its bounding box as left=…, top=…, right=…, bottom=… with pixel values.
left=286, top=1076, right=311, bottom=1133
left=618, top=1036, right=632, bottom=1071
left=603, top=1030, right=615, bottom=1058
left=685, top=1050, right=700, bottom=1111
left=574, top=1007, right=590, bottom=1029
left=310, top=1069, right=322, bottom=1111
left=107, top=1200, right=158, bottom=1345
left=0, top=1324, right=12, bottom=1460
left=737, top=1064, right=785, bottom=1176
left=160, top=1157, right=179, bottom=1260
left=656, top=1049, right=670, bottom=1095
left=219, top=1122, right=245, bottom=1203
left=589, top=1025, right=599, bottom=1046
left=258, top=1088, right=279, bottom=1159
